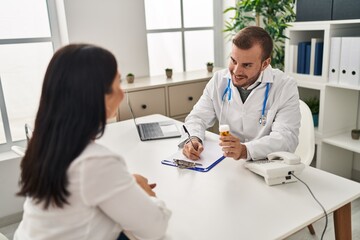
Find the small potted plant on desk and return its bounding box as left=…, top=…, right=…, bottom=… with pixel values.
left=206, top=62, right=214, bottom=73
left=126, top=73, right=135, bottom=84
left=165, top=68, right=173, bottom=78
left=304, top=97, right=319, bottom=127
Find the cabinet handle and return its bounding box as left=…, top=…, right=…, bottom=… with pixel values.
left=352, top=71, right=356, bottom=76
left=342, top=69, right=346, bottom=74
left=141, top=104, right=147, bottom=109
left=331, top=69, right=335, bottom=73
left=188, top=96, right=193, bottom=101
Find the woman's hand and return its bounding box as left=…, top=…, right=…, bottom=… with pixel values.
left=133, top=174, right=157, bottom=197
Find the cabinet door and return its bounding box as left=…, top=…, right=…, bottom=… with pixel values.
left=119, top=88, right=166, bottom=120
left=168, top=81, right=207, bottom=117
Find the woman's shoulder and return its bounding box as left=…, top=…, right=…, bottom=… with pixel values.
left=70, top=142, right=123, bottom=168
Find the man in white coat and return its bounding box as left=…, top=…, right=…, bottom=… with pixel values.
left=182, top=26, right=300, bottom=161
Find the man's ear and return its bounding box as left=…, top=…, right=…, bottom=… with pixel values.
left=261, top=58, right=271, bottom=71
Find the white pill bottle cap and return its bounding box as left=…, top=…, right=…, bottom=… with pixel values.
left=219, top=124, right=230, bottom=132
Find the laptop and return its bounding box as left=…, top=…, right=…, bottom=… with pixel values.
left=127, top=97, right=181, bottom=141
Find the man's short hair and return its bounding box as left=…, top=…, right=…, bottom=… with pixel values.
left=232, top=26, right=273, bottom=61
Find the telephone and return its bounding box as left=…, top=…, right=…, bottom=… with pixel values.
left=267, top=151, right=301, bottom=164
left=244, top=152, right=305, bottom=186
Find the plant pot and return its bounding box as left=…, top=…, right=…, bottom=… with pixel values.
left=207, top=65, right=213, bottom=73
left=126, top=75, right=134, bottom=84
left=351, top=129, right=360, bottom=140
left=165, top=70, right=172, bottom=78
left=312, top=114, right=319, bottom=127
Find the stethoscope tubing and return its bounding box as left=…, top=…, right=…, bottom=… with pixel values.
left=220, top=78, right=270, bottom=126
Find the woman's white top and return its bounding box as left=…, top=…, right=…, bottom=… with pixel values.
left=14, top=142, right=171, bottom=240
left=184, top=66, right=301, bottom=160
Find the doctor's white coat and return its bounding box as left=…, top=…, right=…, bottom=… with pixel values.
left=184, top=66, right=301, bottom=160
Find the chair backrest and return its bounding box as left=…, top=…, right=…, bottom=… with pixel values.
left=11, top=145, right=26, bottom=157
left=0, top=232, right=9, bottom=240
left=11, top=123, right=32, bottom=157
left=295, top=99, right=315, bottom=165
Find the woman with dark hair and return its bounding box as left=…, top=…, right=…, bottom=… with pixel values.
left=14, top=44, right=171, bottom=240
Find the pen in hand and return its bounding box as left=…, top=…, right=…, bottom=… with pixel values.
left=183, top=125, right=196, bottom=150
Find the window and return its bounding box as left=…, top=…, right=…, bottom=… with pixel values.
left=0, top=0, right=60, bottom=151
left=144, top=0, right=221, bottom=76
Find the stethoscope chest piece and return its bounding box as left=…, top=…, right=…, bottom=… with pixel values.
left=259, top=82, right=270, bottom=126
left=259, top=115, right=266, bottom=126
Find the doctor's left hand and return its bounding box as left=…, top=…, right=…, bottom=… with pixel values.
left=219, top=134, right=247, bottom=160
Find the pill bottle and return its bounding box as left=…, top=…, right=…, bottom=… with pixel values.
left=219, top=124, right=230, bottom=136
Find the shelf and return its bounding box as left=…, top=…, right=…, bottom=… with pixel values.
left=322, top=132, right=360, bottom=154
left=327, top=83, right=360, bottom=91
left=291, top=19, right=360, bottom=29
left=292, top=76, right=326, bottom=90
left=286, top=19, right=360, bottom=178
left=120, top=69, right=218, bottom=91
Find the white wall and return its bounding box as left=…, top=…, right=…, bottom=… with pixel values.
left=63, top=0, right=149, bottom=78
left=222, top=0, right=236, bottom=67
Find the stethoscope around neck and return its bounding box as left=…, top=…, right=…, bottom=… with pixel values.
left=219, top=78, right=270, bottom=126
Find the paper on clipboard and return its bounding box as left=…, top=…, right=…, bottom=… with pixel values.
left=161, top=139, right=225, bottom=172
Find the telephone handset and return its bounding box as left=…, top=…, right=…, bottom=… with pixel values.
left=244, top=151, right=304, bottom=185
left=267, top=151, right=301, bottom=165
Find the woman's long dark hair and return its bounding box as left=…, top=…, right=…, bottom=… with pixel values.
left=17, top=44, right=118, bottom=209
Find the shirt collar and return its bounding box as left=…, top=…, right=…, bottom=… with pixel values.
left=246, top=71, right=264, bottom=90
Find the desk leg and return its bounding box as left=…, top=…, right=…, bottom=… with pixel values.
left=334, top=202, right=351, bottom=240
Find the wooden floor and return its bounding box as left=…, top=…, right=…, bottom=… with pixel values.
left=1, top=197, right=359, bottom=239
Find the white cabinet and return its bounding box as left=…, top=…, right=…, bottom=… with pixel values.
left=117, top=70, right=213, bottom=122
left=168, top=81, right=207, bottom=117
left=119, top=88, right=166, bottom=120
left=285, top=19, right=360, bottom=178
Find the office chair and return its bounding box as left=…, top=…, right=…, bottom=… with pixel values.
left=0, top=232, right=9, bottom=240
left=11, top=124, right=32, bottom=157
left=295, top=99, right=316, bottom=235
left=11, top=146, right=26, bottom=157
left=295, top=99, right=315, bottom=166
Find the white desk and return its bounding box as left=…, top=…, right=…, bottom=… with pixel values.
left=97, top=114, right=360, bottom=240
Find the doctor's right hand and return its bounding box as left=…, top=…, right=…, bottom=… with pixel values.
left=182, top=139, right=204, bottom=160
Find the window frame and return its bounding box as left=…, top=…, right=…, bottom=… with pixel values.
left=145, top=0, right=224, bottom=74
left=0, top=0, right=62, bottom=152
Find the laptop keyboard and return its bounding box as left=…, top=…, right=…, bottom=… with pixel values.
left=140, top=123, right=164, bottom=139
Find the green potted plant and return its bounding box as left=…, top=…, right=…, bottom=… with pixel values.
left=165, top=68, right=173, bottom=78
left=206, top=62, right=214, bottom=73
left=223, top=0, right=296, bottom=70
left=304, top=97, right=319, bottom=127
left=126, top=73, right=135, bottom=84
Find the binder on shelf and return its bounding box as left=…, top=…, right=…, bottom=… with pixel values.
left=309, top=38, right=323, bottom=75
left=339, top=37, right=360, bottom=86
left=314, top=42, right=324, bottom=76
left=289, top=45, right=298, bottom=73
left=297, top=41, right=310, bottom=74
left=304, top=43, right=311, bottom=74
left=328, top=37, right=342, bottom=83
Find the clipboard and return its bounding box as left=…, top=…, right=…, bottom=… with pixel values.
left=161, top=139, right=225, bottom=172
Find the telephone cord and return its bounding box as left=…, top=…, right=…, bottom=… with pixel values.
left=290, top=172, right=328, bottom=240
